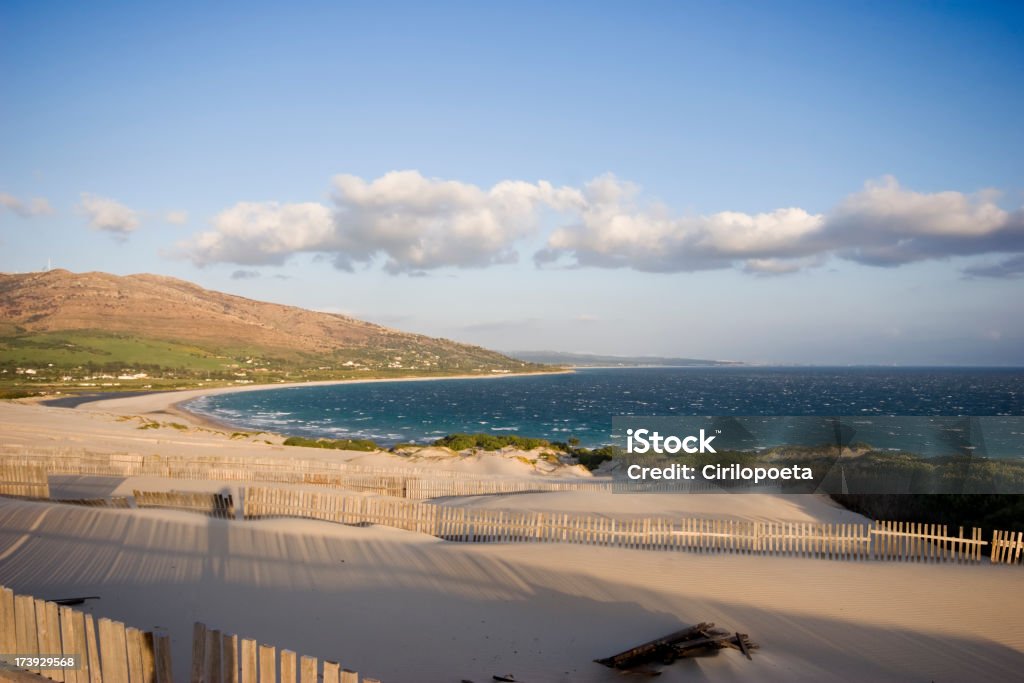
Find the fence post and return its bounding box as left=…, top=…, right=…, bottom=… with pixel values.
left=58, top=606, right=80, bottom=683
left=258, top=644, right=276, bottom=683
left=84, top=614, right=101, bottom=683
left=223, top=633, right=239, bottom=683
left=191, top=622, right=208, bottom=683
left=206, top=629, right=222, bottom=683
left=154, top=633, right=174, bottom=683
left=322, top=661, right=340, bottom=683
left=125, top=627, right=144, bottom=683
left=240, top=639, right=257, bottom=683
left=98, top=617, right=130, bottom=683
left=0, top=587, right=14, bottom=656
left=279, top=650, right=296, bottom=683
left=299, top=656, right=317, bottom=683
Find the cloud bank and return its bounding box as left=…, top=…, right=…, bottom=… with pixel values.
left=0, top=192, right=53, bottom=217
left=79, top=193, right=140, bottom=237
left=538, top=175, right=1024, bottom=273
left=187, top=171, right=581, bottom=273
left=182, top=172, right=1024, bottom=276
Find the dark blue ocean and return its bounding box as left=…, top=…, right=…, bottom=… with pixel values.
left=184, top=367, right=1024, bottom=457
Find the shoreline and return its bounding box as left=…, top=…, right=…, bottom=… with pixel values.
left=71, top=369, right=575, bottom=433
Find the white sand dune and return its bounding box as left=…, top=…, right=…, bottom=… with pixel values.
left=1, top=498, right=1021, bottom=683
left=2, top=396, right=1023, bottom=682
left=1, top=401, right=590, bottom=479
left=438, top=490, right=870, bottom=524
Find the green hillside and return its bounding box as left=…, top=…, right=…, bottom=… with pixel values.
left=0, top=270, right=558, bottom=395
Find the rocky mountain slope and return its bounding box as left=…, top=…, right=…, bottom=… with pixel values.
left=0, top=270, right=542, bottom=376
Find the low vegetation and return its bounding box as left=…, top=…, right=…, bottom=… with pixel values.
left=282, top=435, right=379, bottom=452
left=551, top=437, right=621, bottom=470
left=0, top=388, right=42, bottom=400
left=432, top=432, right=552, bottom=452
left=424, top=433, right=620, bottom=471
left=282, top=430, right=616, bottom=471
left=0, top=329, right=557, bottom=395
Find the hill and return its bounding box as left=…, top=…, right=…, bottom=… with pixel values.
left=0, top=270, right=551, bottom=391
left=504, top=350, right=741, bottom=367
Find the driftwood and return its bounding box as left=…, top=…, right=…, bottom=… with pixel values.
left=49, top=595, right=101, bottom=606
left=596, top=623, right=758, bottom=669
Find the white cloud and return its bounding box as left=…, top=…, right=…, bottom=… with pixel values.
left=165, top=210, right=189, bottom=225
left=0, top=192, right=53, bottom=217
left=539, top=175, right=1024, bottom=273
left=825, top=176, right=1024, bottom=266
left=79, top=193, right=140, bottom=237
left=180, top=171, right=1024, bottom=276
left=743, top=257, right=821, bottom=276
left=537, top=174, right=826, bottom=272
left=189, top=201, right=334, bottom=265
left=326, top=171, right=581, bottom=272
left=184, top=170, right=582, bottom=272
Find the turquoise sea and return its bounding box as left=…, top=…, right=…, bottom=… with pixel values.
left=184, top=367, right=1024, bottom=457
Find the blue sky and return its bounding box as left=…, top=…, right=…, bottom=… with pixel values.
left=2, top=1, right=1023, bottom=364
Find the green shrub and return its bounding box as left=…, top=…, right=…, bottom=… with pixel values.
left=0, top=389, right=40, bottom=400
left=574, top=445, right=619, bottom=470
left=432, top=432, right=553, bottom=452
left=282, top=435, right=379, bottom=452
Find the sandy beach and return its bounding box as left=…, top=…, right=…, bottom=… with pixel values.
left=1, top=394, right=1023, bottom=682
left=63, top=370, right=574, bottom=432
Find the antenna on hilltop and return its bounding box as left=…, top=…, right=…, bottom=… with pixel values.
left=46, top=257, right=52, bottom=272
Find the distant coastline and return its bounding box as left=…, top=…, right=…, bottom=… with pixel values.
left=64, top=368, right=575, bottom=430
left=505, top=350, right=742, bottom=367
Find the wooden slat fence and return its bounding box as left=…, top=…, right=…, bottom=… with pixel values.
left=0, top=450, right=607, bottom=499
left=406, top=477, right=610, bottom=498
left=240, top=487, right=1001, bottom=563
left=0, top=447, right=532, bottom=480
left=991, top=529, right=1024, bottom=565
left=871, top=521, right=986, bottom=563
left=190, top=621, right=380, bottom=683
left=0, top=464, right=49, bottom=499
left=56, top=497, right=132, bottom=509
left=0, top=584, right=173, bottom=683
left=4, top=446, right=1019, bottom=567
left=133, top=491, right=234, bottom=519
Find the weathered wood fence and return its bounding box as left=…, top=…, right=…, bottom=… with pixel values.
left=871, top=521, right=986, bottom=562
left=0, top=463, right=49, bottom=499
left=2, top=451, right=1021, bottom=566
left=0, top=586, right=385, bottom=683
left=991, top=529, right=1024, bottom=565
left=241, top=487, right=1010, bottom=564
left=406, top=477, right=607, bottom=498
left=0, top=584, right=172, bottom=683
left=58, top=497, right=132, bottom=509
left=0, top=450, right=603, bottom=499
left=190, top=622, right=380, bottom=683
left=133, top=491, right=234, bottom=519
